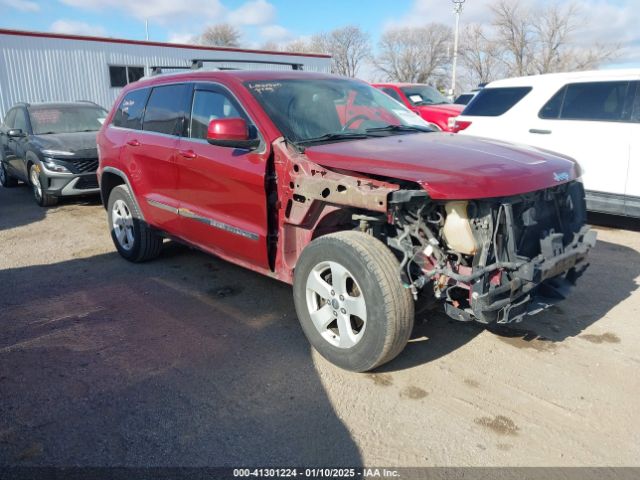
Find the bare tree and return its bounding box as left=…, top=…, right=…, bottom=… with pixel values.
left=567, top=43, right=620, bottom=70
left=490, top=0, right=618, bottom=77
left=260, top=41, right=282, bottom=51
left=282, top=36, right=328, bottom=54
left=491, top=0, right=535, bottom=77
left=282, top=38, right=313, bottom=53
left=197, top=23, right=241, bottom=47
left=375, top=24, right=452, bottom=83
left=459, top=24, right=504, bottom=86
left=282, top=27, right=370, bottom=77
left=327, top=26, right=370, bottom=77
left=533, top=2, right=579, bottom=74
left=532, top=3, right=618, bottom=72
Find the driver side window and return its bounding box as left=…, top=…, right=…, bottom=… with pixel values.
left=189, top=89, right=251, bottom=140
left=3, top=109, right=16, bottom=129
left=13, top=109, right=28, bottom=133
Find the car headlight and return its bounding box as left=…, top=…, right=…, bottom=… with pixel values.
left=42, top=157, right=71, bottom=174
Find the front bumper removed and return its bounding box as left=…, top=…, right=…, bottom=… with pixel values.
left=445, top=226, right=597, bottom=324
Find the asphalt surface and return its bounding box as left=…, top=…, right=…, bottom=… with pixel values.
left=1, top=184, right=639, bottom=467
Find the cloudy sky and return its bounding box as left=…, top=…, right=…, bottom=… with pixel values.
left=1, top=0, right=639, bottom=67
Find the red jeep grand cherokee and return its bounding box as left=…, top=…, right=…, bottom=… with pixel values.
left=97, top=70, right=596, bottom=372
left=373, top=83, right=464, bottom=132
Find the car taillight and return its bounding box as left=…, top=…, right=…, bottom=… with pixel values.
left=451, top=120, right=472, bottom=133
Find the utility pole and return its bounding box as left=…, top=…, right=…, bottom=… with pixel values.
left=145, top=19, right=149, bottom=41
left=450, top=0, right=465, bottom=99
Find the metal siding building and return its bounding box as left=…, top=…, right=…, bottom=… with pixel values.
left=0, top=29, right=332, bottom=118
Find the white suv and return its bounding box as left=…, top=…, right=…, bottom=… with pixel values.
left=453, top=70, right=640, bottom=217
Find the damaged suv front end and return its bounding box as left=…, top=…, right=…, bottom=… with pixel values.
left=387, top=181, right=596, bottom=324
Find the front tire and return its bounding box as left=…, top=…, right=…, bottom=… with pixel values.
left=29, top=164, right=57, bottom=207
left=107, top=184, right=163, bottom=262
left=0, top=160, right=18, bottom=188
left=293, top=231, right=414, bottom=372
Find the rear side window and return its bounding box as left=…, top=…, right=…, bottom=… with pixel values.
left=463, top=87, right=532, bottom=116
left=112, top=88, right=150, bottom=130
left=143, top=84, right=190, bottom=136
left=554, top=81, right=629, bottom=121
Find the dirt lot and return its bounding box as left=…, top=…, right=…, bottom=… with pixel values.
left=1, top=184, right=639, bottom=468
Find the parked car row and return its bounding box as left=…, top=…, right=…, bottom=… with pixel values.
left=0, top=66, right=599, bottom=372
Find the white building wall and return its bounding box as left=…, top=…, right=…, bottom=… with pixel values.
left=0, top=31, right=331, bottom=118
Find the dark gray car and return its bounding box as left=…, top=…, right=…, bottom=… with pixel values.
left=0, top=101, right=107, bottom=206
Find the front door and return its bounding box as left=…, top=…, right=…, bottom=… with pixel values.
left=175, top=84, right=270, bottom=269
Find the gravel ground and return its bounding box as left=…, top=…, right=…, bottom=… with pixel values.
left=1, top=184, right=639, bottom=468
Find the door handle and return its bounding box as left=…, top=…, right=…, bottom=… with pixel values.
left=179, top=149, right=197, bottom=159
left=126, top=139, right=141, bottom=147
left=529, top=129, right=552, bottom=134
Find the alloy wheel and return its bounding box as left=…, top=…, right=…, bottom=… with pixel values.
left=111, top=199, right=135, bottom=251
left=305, top=260, right=367, bottom=349
left=30, top=167, right=42, bottom=200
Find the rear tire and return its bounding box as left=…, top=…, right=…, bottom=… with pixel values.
left=0, top=160, right=18, bottom=188
left=29, top=164, right=58, bottom=207
left=107, top=184, right=163, bottom=262
left=293, top=231, right=414, bottom=372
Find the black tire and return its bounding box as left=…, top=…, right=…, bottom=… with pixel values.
left=29, top=164, right=58, bottom=207
left=107, top=184, right=163, bottom=262
left=0, top=160, right=18, bottom=188
left=293, top=231, right=414, bottom=372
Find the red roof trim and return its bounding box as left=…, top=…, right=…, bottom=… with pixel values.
left=0, top=28, right=332, bottom=59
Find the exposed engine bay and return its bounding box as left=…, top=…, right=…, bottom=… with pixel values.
left=377, top=181, right=596, bottom=324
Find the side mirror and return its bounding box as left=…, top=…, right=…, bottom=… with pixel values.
left=207, top=118, right=259, bottom=150
left=8, top=129, right=26, bottom=138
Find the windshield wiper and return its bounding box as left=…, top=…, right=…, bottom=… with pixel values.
left=365, top=125, right=433, bottom=134
left=295, top=132, right=370, bottom=147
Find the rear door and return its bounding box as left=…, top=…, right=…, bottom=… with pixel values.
left=124, top=83, right=190, bottom=234
left=624, top=81, right=640, bottom=216
left=175, top=83, right=270, bottom=269
left=528, top=80, right=634, bottom=215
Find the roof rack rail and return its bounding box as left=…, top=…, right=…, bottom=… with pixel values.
left=150, top=65, right=192, bottom=76
left=191, top=59, right=304, bottom=70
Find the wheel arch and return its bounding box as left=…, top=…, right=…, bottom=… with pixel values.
left=25, top=151, right=40, bottom=183
left=100, top=167, right=145, bottom=221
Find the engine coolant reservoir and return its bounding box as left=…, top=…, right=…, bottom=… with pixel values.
left=443, top=201, right=477, bottom=255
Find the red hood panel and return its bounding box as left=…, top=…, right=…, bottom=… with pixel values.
left=304, top=133, right=579, bottom=200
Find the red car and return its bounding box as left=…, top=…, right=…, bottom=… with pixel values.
left=373, top=83, right=464, bottom=132
left=97, top=69, right=596, bottom=372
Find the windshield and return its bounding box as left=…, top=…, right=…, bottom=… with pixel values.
left=29, top=106, right=107, bottom=135
left=401, top=85, right=450, bottom=106
left=244, top=78, right=431, bottom=145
